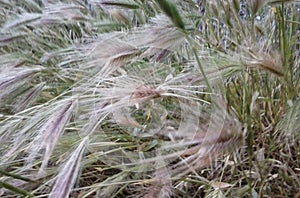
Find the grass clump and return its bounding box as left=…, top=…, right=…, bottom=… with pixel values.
left=0, top=0, right=300, bottom=197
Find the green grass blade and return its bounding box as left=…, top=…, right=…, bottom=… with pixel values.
left=154, top=0, right=185, bottom=30
left=0, top=170, right=37, bottom=183
left=0, top=181, right=34, bottom=197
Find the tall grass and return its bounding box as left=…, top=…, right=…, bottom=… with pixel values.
left=0, top=0, right=299, bottom=197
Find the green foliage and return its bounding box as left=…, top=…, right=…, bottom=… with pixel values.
left=154, top=0, right=185, bottom=30
left=0, top=181, right=33, bottom=197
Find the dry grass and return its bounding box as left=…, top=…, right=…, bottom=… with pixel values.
left=0, top=0, right=300, bottom=197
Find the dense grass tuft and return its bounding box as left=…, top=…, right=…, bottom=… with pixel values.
left=0, top=0, right=300, bottom=197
